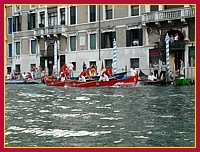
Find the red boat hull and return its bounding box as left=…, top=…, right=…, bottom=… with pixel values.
left=45, top=73, right=138, bottom=87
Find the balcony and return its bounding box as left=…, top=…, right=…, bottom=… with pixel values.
left=156, top=40, right=185, bottom=50
left=34, top=25, right=67, bottom=37
left=142, top=7, right=195, bottom=24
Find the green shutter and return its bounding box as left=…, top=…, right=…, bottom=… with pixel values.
left=189, top=47, right=195, bottom=58
left=101, top=33, right=105, bottom=49
left=126, top=30, right=131, bottom=47
left=138, top=29, right=143, bottom=46
left=28, top=13, right=31, bottom=30
left=13, top=16, right=16, bottom=32
left=19, top=15, right=22, bottom=31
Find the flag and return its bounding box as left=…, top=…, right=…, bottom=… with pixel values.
left=101, top=60, right=104, bottom=71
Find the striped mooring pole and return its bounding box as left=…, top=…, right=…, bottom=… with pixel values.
left=113, top=38, right=117, bottom=74
left=53, top=41, right=58, bottom=75
left=165, top=33, right=170, bottom=76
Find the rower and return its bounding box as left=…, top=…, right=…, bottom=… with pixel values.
left=148, top=72, right=157, bottom=81
left=99, top=67, right=114, bottom=81
left=79, top=68, right=91, bottom=82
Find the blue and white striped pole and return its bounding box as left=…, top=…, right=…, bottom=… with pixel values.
left=53, top=41, right=58, bottom=76
left=113, top=38, right=117, bottom=74
left=165, top=33, right=170, bottom=77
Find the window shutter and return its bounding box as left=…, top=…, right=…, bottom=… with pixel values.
left=126, top=30, right=131, bottom=47
left=13, top=16, right=16, bottom=32
left=138, top=29, right=143, bottom=46
left=19, top=15, right=22, bottom=31
left=101, top=33, right=105, bottom=49
left=28, top=13, right=31, bottom=30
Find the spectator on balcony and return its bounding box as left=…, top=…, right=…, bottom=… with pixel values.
left=174, top=33, right=180, bottom=41
left=82, top=62, right=87, bottom=71
left=170, top=35, right=174, bottom=43
left=174, top=33, right=180, bottom=47
left=133, top=39, right=139, bottom=46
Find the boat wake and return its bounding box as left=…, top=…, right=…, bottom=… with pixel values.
left=112, top=82, right=137, bottom=88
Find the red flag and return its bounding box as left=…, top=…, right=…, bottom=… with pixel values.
left=101, top=60, right=104, bottom=70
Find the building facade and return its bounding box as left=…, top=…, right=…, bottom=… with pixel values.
left=5, top=5, right=195, bottom=78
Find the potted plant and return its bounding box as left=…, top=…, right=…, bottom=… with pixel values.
left=39, top=23, right=44, bottom=28
left=60, top=20, right=65, bottom=25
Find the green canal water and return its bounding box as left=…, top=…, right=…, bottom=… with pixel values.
left=5, top=82, right=195, bottom=147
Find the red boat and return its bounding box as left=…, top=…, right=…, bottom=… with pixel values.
left=45, top=73, right=138, bottom=87
left=44, top=76, right=66, bottom=86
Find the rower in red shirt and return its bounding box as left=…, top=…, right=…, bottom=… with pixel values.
left=99, top=67, right=114, bottom=81
left=59, top=64, right=67, bottom=76
left=60, top=69, right=69, bottom=82
left=79, top=68, right=91, bottom=82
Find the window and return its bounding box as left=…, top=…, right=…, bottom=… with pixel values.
left=15, top=42, right=20, bottom=55
left=39, top=12, right=45, bottom=27
left=70, top=36, right=76, bottom=51
left=28, top=13, right=36, bottom=30
left=30, top=64, right=36, bottom=71
left=150, top=5, right=159, bottom=12
left=105, top=5, right=113, bottom=20
left=90, top=34, right=96, bottom=50
left=8, top=43, right=12, bottom=57
left=13, top=15, right=21, bottom=32
left=126, top=29, right=143, bottom=47
left=7, top=67, right=11, bottom=74
left=15, top=64, right=20, bottom=73
left=105, top=59, right=112, bottom=68
left=131, top=5, right=139, bottom=16
left=101, top=31, right=116, bottom=49
left=90, top=61, right=96, bottom=67
left=130, top=58, right=139, bottom=68
left=90, top=5, right=96, bottom=22
left=188, top=46, right=195, bottom=67
left=149, top=49, right=160, bottom=64
left=8, top=17, right=12, bottom=34
left=60, top=55, right=65, bottom=68
left=31, top=40, right=36, bottom=54
left=60, top=8, right=65, bottom=25
left=70, top=6, right=76, bottom=25
left=72, top=62, right=76, bottom=71
left=48, top=12, right=57, bottom=26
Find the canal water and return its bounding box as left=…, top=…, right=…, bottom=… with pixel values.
left=5, top=82, right=195, bottom=147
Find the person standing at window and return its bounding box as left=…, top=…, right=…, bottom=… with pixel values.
left=82, top=62, right=87, bottom=71
left=90, top=63, right=96, bottom=76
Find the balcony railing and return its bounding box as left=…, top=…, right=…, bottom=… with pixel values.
left=34, top=25, right=66, bottom=37
left=156, top=40, right=185, bottom=50
left=142, top=7, right=195, bottom=24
